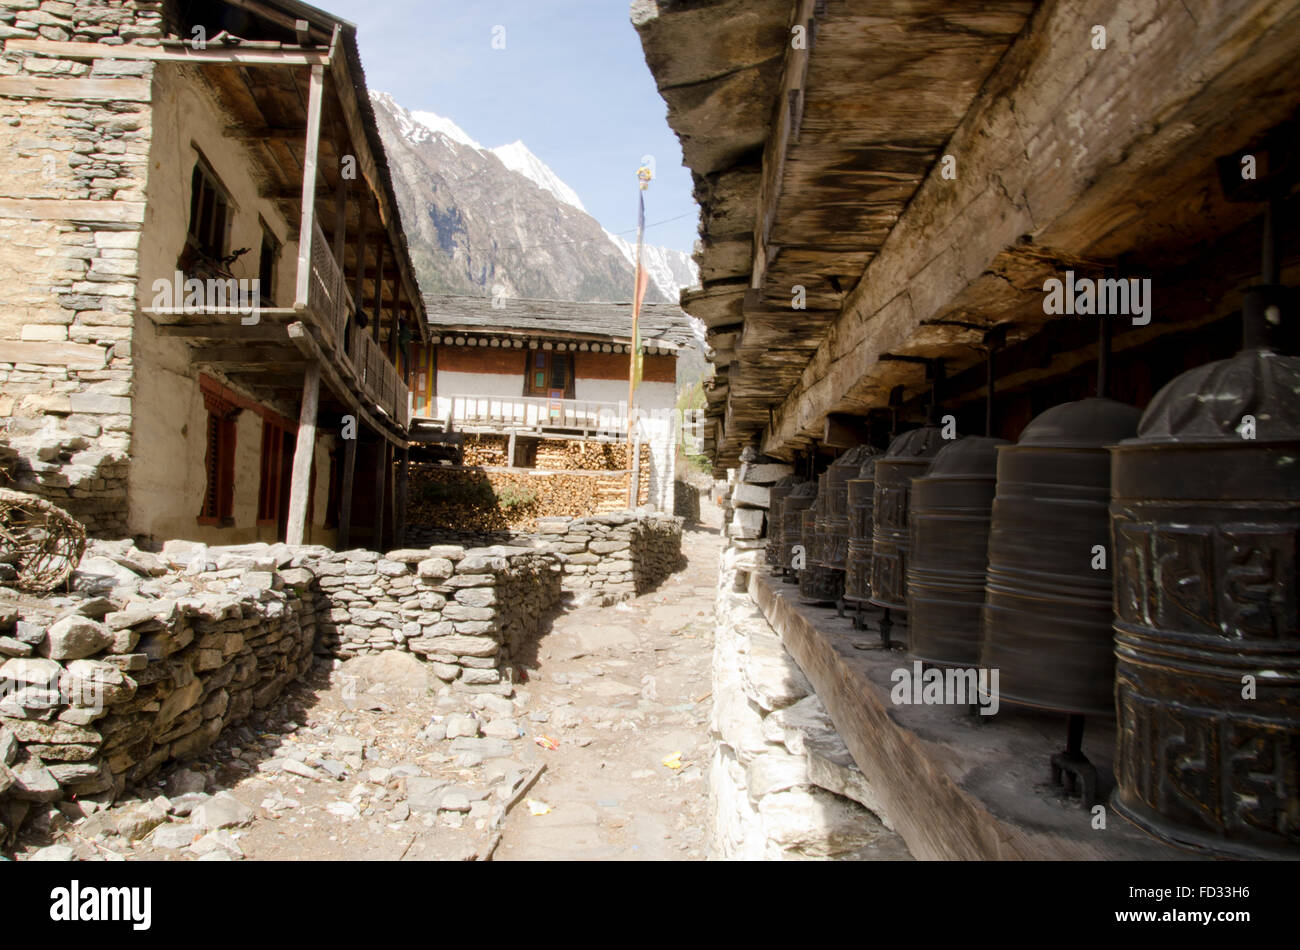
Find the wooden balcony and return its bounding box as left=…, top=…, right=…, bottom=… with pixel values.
left=428, top=394, right=628, bottom=439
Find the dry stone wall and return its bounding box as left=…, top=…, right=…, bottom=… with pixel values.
left=0, top=509, right=685, bottom=842
left=709, top=472, right=910, bottom=860
left=0, top=1, right=165, bottom=536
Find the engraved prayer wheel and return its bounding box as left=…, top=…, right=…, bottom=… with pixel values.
left=800, top=476, right=843, bottom=604
left=820, top=446, right=876, bottom=572
left=979, top=397, right=1141, bottom=716
left=766, top=476, right=799, bottom=568
left=906, top=436, right=1007, bottom=666
left=844, top=455, right=880, bottom=606
left=1110, top=292, right=1300, bottom=858
left=870, top=426, right=948, bottom=611
left=780, top=482, right=817, bottom=578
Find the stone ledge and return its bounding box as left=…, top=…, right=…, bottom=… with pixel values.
left=748, top=572, right=1194, bottom=861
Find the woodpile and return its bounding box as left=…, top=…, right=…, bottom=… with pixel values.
left=461, top=435, right=510, bottom=467
left=408, top=463, right=632, bottom=531
left=534, top=439, right=627, bottom=471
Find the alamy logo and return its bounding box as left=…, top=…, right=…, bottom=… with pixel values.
left=890, top=661, right=1000, bottom=715
left=50, top=881, right=151, bottom=931
left=148, top=271, right=261, bottom=325
left=1042, top=270, right=1151, bottom=326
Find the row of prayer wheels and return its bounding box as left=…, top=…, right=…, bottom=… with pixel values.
left=764, top=306, right=1297, bottom=858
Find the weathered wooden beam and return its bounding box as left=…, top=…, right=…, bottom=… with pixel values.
left=285, top=321, right=406, bottom=447
left=0, top=76, right=150, bottom=101
left=293, top=62, right=325, bottom=308
left=157, top=324, right=288, bottom=342
left=822, top=412, right=871, bottom=449
left=763, top=0, right=1300, bottom=458
left=5, top=39, right=330, bottom=66
left=285, top=361, right=321, bottom=544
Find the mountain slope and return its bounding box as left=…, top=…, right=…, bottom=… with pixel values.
left=371, top=92, right=697, bottom=305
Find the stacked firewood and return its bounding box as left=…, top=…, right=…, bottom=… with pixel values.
left=533, top=439, right=628, bottom=471
left=408, top=464, right=631, bottom=530
left=461, top=435, right=510, bottom=467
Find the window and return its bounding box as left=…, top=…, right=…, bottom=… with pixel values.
left=256, top=418, right=294, bottom=528
left=257, top=219, right=279, bottom=306
left=524, top=349, right=574, bottom=398
left=198, top=389, right=240, bottom=526
left=188, top=156, right=232, bottom=259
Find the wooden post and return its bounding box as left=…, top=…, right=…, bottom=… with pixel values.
left=507, top=431, right=517, bottom=469
left=395, top=446, right=409, bottom=547
left=372, top=439, right=388, bottom=550
left=352, top=199, right=368, bottom=354
left=285, top=361, right=321, bottom=545
left=294, top=63, right=325, bottom=308
left=630, top=436, right=642, bottom=508
left=338, top=426, right=357, bottom=548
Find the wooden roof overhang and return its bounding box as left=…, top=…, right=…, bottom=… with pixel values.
left=423, top=294, right=697, bottom=350
left=638, top=0, right=1300, bottom=466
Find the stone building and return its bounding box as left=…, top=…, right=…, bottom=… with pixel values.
left=412, top=294, right=694, bottom=513
left=0, top=0, right=427, bottom=550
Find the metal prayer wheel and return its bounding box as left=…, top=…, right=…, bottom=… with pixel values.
left=906, top=436, right=1007, bottom=667
left=844, top=455, right=880, bottom=606
left=1110, top=292, right=1300, bottom=858
left=766, top=476, right=798, bottom=569
left=800, top=476, right=843, bottom=604
left=820, top=446, right=876, bottom=572
left=979, top=397, right=1141, bottom=716
left=780, top=482, right=816, bottom=579
left=870, top=425, right=948, bottom=611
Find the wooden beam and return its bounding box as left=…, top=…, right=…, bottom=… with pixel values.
left=763, top=0, right=1300, bottom=458
left=0, top=76, right=150, bottom=101
left=293, top=63, right=325, bottom=308
left=372, top=243, right=385, bottom=344
left=5, top=39, right=330, bottom=66
left=822, top=412, right=871, bottom=449
left=395, top=446, right=409, bottom=548
left=0, top=197, right=144, bottom=224
left=157, top=324, right=287, bottom=341
left=285, top=361, right=321, bottom=544
left=285, top=321, right=405, bottom=447
left=338, top=426, right=357, bottom=548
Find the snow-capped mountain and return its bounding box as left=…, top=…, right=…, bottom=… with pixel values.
left=491, top=141, right=587, bottom=213
left=371, top=91, right=699, bottom=304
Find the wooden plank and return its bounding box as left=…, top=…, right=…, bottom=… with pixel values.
left=4, top=39, right=329, bottom=66
left=285, top=361, right=321, bottom=544
left=293, top=63, right=324, bottom=308
left=0, top=76, right=150, bottom=101
left=157, top=324, right=288, bottom=341
left=0, top=197, right=144, bottom=224
left=1, top=341, right=106, bottom=369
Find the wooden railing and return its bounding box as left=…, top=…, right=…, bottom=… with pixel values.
left=304, top=222, right=407, bottom=430
left=434, top=394, right=626, bottom=435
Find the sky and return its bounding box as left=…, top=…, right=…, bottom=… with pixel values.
left=322, top=0, right=700, bottom=255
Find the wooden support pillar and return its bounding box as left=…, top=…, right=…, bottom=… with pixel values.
left=630, top=436, right=642, bottom=508
left=285, top=361, right=321, bottom=545
left=338, top=426, right=357, bottom=548
left=395, top=446, right=409, bottom=547
left=372, top=437, right=388, bottom=550
left=293, top=63, right=325, bottom=308
left=506, top=431, right=517, bottom=469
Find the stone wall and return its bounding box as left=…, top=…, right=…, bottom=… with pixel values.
left=707, top=472, right=911, bottom=860
left=0, top=536, right=321, bottom=842
left=313, top=544, right=562, bottom=691
left=0, top=1, right=164, bottom=536
left=535, top=510, right=684, bottom=605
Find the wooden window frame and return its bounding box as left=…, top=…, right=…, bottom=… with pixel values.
left=523, top=348, right=575, bottom=399
left=198, top=389, right=240, bottom=527
left=256, top=417, right=293, bottom=527
left=187, top=150, right=235, bottom=260
left=257, top=216, right=280, bottom=307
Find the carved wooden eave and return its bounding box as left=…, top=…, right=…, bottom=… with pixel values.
left=637, top=0, right=1300, bottom=468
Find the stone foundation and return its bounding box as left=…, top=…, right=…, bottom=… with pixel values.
left=708, top=472, right=910, bottom=860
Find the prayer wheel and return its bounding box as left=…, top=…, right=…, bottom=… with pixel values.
left=844, top=455, right=880, bottom=606
left=1110, top=287, right=1300, bottom=859
left=905, top=436, right=1007, bottom=667
left=979, top=397, right=1141, bottom=716
left=799, top=475, right=843, bottom=604
left=780, top=482, right=816, bottom=580
left=870, top=425, right=948, bottom=611
left=819, top=446, right=877, bottom=573
left=766, top=476, right=799, bottom=569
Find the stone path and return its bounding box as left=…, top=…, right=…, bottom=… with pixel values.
left=11, top=526, right=721, bottom=863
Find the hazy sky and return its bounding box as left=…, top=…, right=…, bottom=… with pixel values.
left=323, top=0, right=699, bottom=254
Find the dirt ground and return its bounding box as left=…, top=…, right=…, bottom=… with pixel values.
left=13, top=519, right=722, bottom=863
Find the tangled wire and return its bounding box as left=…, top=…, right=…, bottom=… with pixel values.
left=0, top=488, right=87, bottom=593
